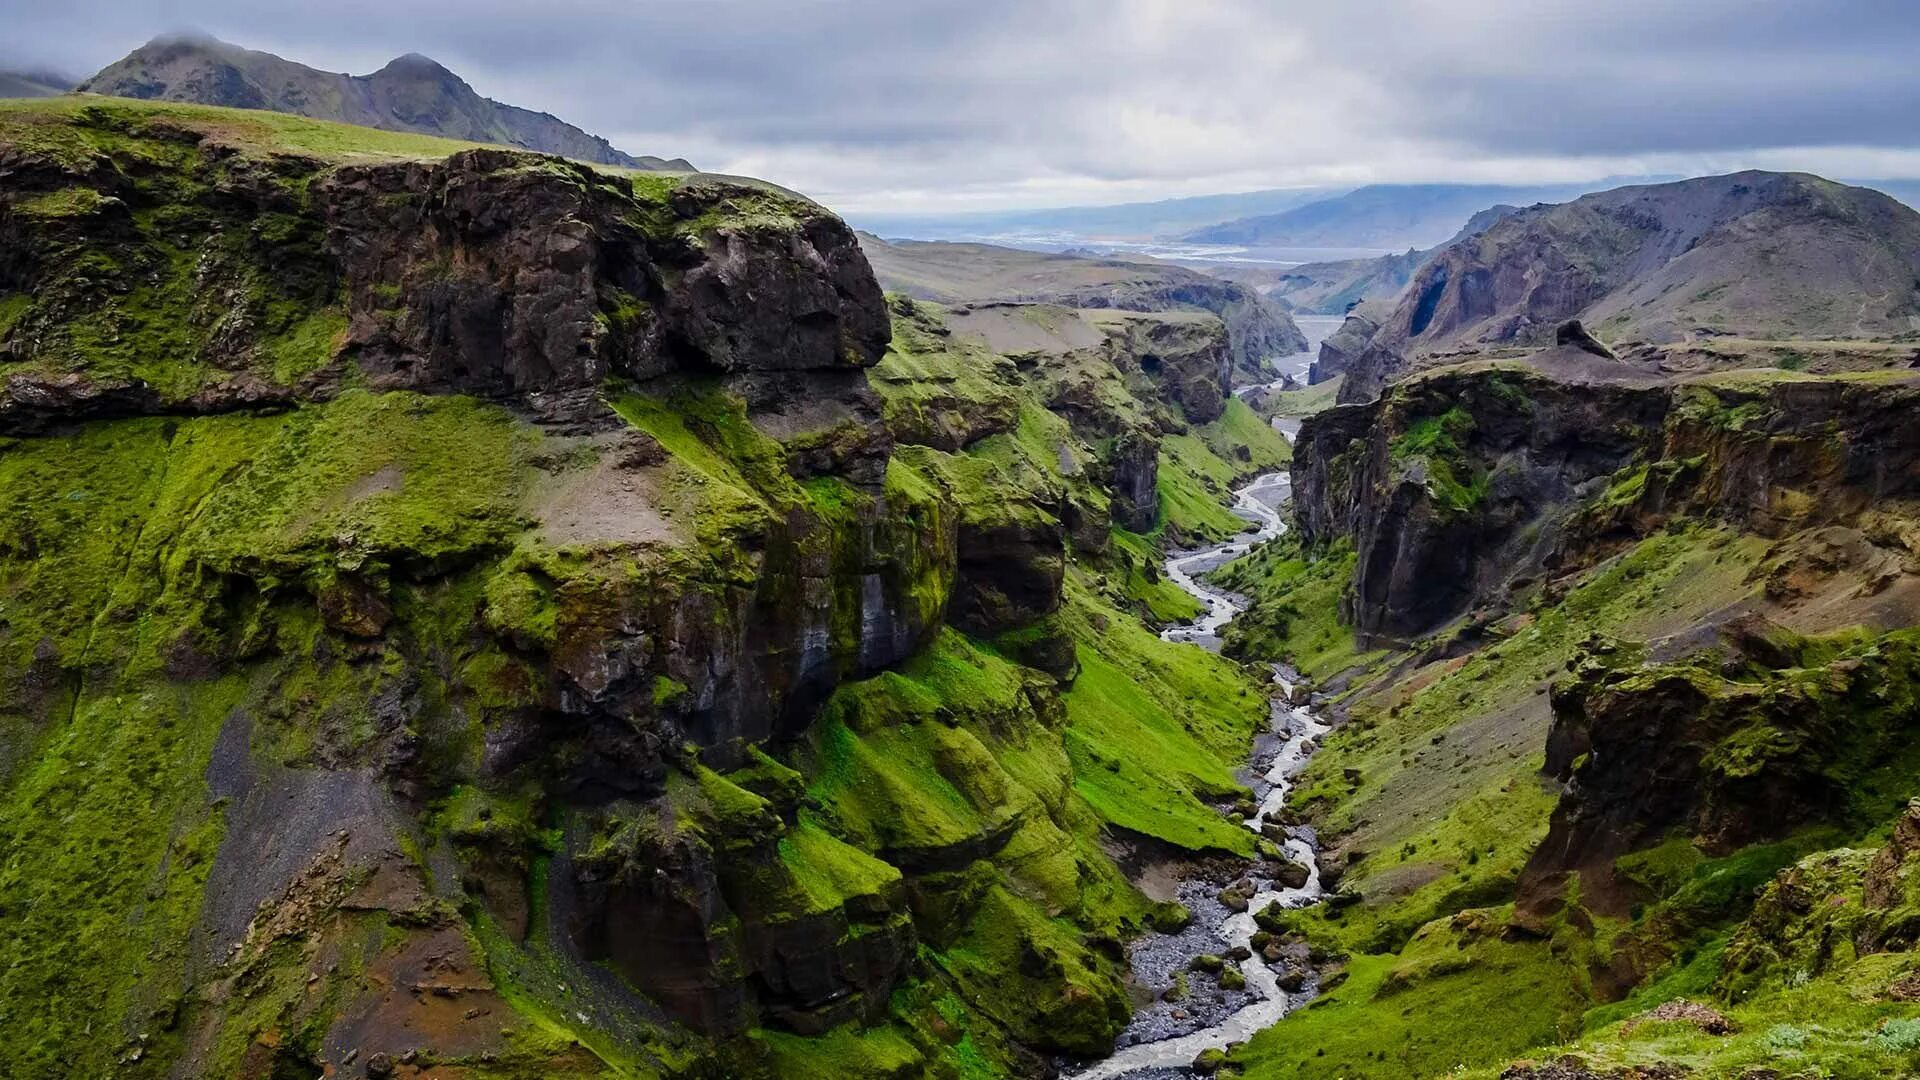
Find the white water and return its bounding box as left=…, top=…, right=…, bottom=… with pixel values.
left=1074, top=471, right=1334, bottom=1078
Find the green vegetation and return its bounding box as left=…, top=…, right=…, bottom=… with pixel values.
left=1264, top=374, right=1343, bottom=418
left=1235, top=909, right=1589, bottom=1078
left=1198, top=396, right=1292, bottom=472
left=1390, top=405, right=1489, bottom=514
left=1209, top=534, right=1375, bottom=680
left=0, top=96, right=491, bottom=164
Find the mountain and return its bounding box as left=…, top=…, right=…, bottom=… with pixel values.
left=1339, top=170, right=1920, bottom=401
left=1178, top=180, right=1660, bottom=249
left=853, top=185, right=1344, bottom=242
left=78, top=33, right=690, bottom=169
left=858, top=232, right=1308, bottom=379
left=1859, top=178, right=1920, bottom=209
left=0, top=68, right=75, bottom=98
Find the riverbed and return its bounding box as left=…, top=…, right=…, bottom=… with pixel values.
left=1069, top=467, right=1334, bottom=1079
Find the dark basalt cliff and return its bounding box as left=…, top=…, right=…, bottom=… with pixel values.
left=1292, top=359, right=1920, bottom=642
left=1, top=132, right=883, bottom=434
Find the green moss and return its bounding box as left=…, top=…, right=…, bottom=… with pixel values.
left=1155, top=443, right=1252, bottom=545
left=1390, top=405, right=1489, bottom=514
left=1197, top=396, right=1292, bottom=473
left=778, top=817, right=903, bottom=915
left=753, top=1020, right=925, bottom=1078
left=1233, top=910, right=1588, bottom=1079
left=1058, top=581, right=1266, bottom=857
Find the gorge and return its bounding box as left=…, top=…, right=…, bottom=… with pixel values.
left=5, top=31, right=1920, bottom=1080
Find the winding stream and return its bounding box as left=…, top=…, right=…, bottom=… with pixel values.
left=1073, top=470, right=1332, bottom=1078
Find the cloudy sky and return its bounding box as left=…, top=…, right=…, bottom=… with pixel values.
left=6, top=0, right=1920, bottom=214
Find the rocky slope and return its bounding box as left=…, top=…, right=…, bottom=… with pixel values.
left=857, top=232, right=1308, bottom=383
left=1306, top=300, right=1387, bottom=385
left=79, top=33, right=688, bottom=169
left=0, top=98, right=1303, bottom=1080
left=1342, top=172, right=1920, bottom=402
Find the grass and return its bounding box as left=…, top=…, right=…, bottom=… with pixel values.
left=1265, top=375, right=1344, bottom=417
left=1233, top=909, right=1589, bottom=1079
left=1198, top=396, right=1292, bottom=472
left=0, top=96, right=494, bottom=165
left=1058, top=579, right=1268, bottom=857
left=1209, top=534, right=1379, bottom=680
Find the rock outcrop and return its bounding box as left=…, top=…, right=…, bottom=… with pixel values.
left=1308, top=300, right=1386, bottom=384
left=0, top=123, right=882, bottom=436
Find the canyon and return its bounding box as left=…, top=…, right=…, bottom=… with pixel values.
left=5, top=59, right=1920, bottom=1080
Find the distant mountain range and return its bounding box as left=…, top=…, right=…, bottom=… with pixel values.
left=1177, top=180, right=1678, bottom=250
left=75, top=33, right=690, bottom=170
left=852, top=186, right=1345, bottom=243
left=0, top=69, right=77, bottom=98
left=1259, top=204, right=1522, bottom=315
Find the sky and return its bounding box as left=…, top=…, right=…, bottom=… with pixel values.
left=6, top=0, right=1920, bottom=215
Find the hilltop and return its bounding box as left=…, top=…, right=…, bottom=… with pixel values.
left=77, top=32, right=690, bottom=169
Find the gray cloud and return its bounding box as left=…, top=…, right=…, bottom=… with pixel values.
left=4, top=0, right=1919, bottom=212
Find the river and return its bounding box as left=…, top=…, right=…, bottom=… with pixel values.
left=1068, top=464, right=1334, bottom=1079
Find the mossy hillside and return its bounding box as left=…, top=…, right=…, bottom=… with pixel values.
left=1156, top=441, right=1256, bottom=545
left=0, top=104, right=361, bottom=403
left=1459, top=826, right=1920, bottom=1080
left=1197, top=395, right=1292, bottom=474
left=1058, top=577, right=1270, bottom=857
left=0, top=377, right=966, bottom=1076
left=0, top=96, right=489, bottom=167
left=868, top=297, right=1023, bottom=450
left=1233, top=906, right=1591, bottom=1079
left=1271, top=527, right=1768, bottom=957
left=780, top=624, right=1197, bottom=1065
left=0, top=392, right=556, bottom=1078
left=1209, top=533, right=1380, bottom=680
left=1241, top=556, right=1920, bottom=1079
left=1102, top=526, right=1204, bottom=624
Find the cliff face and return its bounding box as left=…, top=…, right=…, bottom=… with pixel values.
left=1307, top=300, right=1384, bottom=385
left=1519, top=625, right=1920, bottom=924
left=0, top=100, right=1279, bottom=1080
left=1292, top=360, right=1920, bottom=642
left=1, top=126, right=879, bottom=432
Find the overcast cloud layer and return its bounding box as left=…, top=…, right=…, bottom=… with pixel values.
left=6, top=0, right=1920, bottom=213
